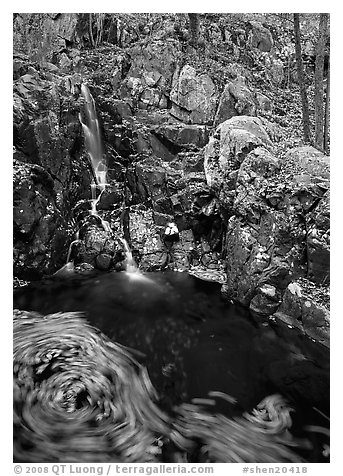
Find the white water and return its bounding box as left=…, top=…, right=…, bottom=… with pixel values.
left=66, top=239, right=80, bottom=264
left=79, top=84, right=107, bottom=189
left=79, top=84, right=109, bottom=219
left=79, top=84, right=148, bottom=279
left=119, top=237, right=152, bottom=282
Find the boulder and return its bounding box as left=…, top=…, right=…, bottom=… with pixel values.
left=273, top=280, right=329, bottom=347
left=233, top=147, right=280, bottom=222
left=214, top=78, right=256, bottom=126
left=204, top=116, right=273, bottom=199
left=221, top=144, right=330, bottom=314
left=75, top=216, right=123, bottom=270
left=249, top=21, right=273, bottom=52
left=152, top=124, right=210, bottom=150
left=249, top=284, right=281, bottom=316
left=170, top=64, right=218, bottom=125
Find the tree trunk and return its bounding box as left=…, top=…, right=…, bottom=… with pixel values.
left=314, top=13, right=329, bottom=151
left=88, top=13, right=95, bottom=48
left=188, top=13, right=200, bottom=46
left=293, top=14, right=311, bottom=143
left=324, top=57, right=330, bottom=154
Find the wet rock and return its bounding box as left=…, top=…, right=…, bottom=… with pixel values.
left=249, top=21, right=273, bottom=52
left=75, top=217, right=123, bottom=270
left=170, top=230, right=196, bottom=271
left=274, top=281, right=329, bottom=347
left=95, top=253, right=113, bottom=271
left=97, top=184, right=124, bottom=211
left=214, top=78, right=256, bottom=126
left=170, top=64, right=218, bottom=125
left=249, top=284, right=281, bottom=316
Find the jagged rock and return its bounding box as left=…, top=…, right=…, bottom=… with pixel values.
left=121, top=39, right=181, bottom=108
left=95, top=253, right=113, bottom=271
left=129, top=156, right=169, bottom=208
left=152, top=124, right=210, bottom=150
left=249, top=284, right=281, bottom=316
left=233, top=147, right=280, bottom=222
left=97, top=184, right=124, bottom=211
left=128, top=205, right=166, bottom=270
left=214, top=78, right=256, bottom=126
left=249, top=21, right=273, bottom=52
left=204, top=116, right=273, bottom=200
left=128, top=121, right=176, bottom=162
left=225, top=213, right=303, bottom=307
left=75, top=217, right=124, bottom=270
left=222, top=144, right=330, bottom=310
left=274, top=281, right=329, bottom=347
left=13, top=70, right=89, bottom=202
left=306, top=192, right=330, bottom=285
left=13, top=14, right=80, bottom=62
left=13, top=160, right=68, bottom=278
left=170, top=65, right=217, bottom=125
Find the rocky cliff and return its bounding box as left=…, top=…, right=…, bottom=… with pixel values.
left=13, top=13, right=330, bottom=346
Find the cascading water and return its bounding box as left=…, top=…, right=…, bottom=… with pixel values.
left=79, top=83, right=112, bottom=236
left=79, top=83, right=144, bottom=276
left=79, top=84, right=107, bottom=190
left=66, top=239, right=80, bottom=264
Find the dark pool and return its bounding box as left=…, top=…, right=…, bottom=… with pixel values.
left=13, top=270, right=330, bottom=461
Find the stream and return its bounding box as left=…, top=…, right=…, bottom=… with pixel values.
left=14, top=270, right=329, bottom=462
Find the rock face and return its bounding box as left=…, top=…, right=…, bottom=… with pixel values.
left=170, top=65, right=218, bottom=124
left=12, top=14, right=330, bottom=347
left=13, top=59, right=92, bottom=277
left=214, top=78, right=256, bottom=126
left=13, top=14, right=80, bottom=62
left=306, top=192, right=330, bottom=285
left=204, top=116, right=273, bottom=207
left=274, top=280, right=329, bottom=347
left=205, top=118, right=329, bottom=321
left=13, top=161, right=67, bottom=278
left=120, top=40, right=181, bottom=109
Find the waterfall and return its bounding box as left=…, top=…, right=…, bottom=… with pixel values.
left=66, top=240, right=80, bottom=264
left=120, top=237, right=138, bottom=273
left=79, top=84, right=108, bottom=219
left=79, top=83, right=146, bottom=279
left=79, top=84, right=107, bottom=189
